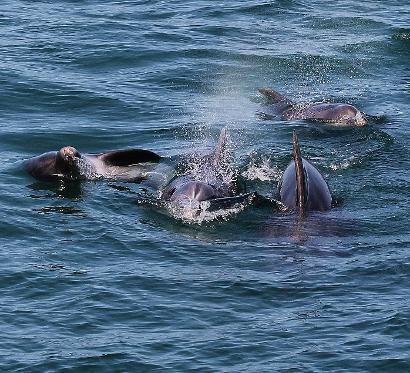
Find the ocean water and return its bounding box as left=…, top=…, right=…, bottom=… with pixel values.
left=1, top=1, right=409, bottom=372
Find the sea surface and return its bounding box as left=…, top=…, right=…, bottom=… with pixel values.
left=1, top=1, right=409, bottom=372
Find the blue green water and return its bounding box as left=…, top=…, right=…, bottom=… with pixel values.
left=1, top=1, right=409, bottom=371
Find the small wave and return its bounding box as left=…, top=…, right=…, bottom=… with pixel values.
left=36, top=206, right=87, bottom=216
left=329, top=156, right=359, bottom=171
left=242, top=157, right=282, bottom=182
left=186, top=162, right=236, bottom=191
left=392, top=29, right=410, bottom=41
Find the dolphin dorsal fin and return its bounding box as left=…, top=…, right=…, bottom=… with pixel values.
left=213, top=128, right=228, bottom=167
left=98, top=149, right=161, bottom=166
left=258, top=88, right=293, bottom=105
left=292, top=131, right=306, bottom=217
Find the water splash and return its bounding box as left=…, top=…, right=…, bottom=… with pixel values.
left=166, top=197, right=251, bottom=224
left=242, top=156, right=282, bottom=182
left=329, top=156, right=359, bottom=171
left=73, top=157, right=102, bottom=180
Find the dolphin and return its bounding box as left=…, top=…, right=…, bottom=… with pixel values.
left=24, top=146, right=161, bottom=182
left=277, top=132, right=332, bottom=216
left=161, top=128, right=253, bottom=212
left=258, top=88, right=367, bottom=126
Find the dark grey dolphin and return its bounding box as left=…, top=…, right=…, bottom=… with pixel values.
left=277, top=132, right=332, bottom=216
left=161, top=128, right=252, bottom=212
left=258, top=88, right=367, bottom=126
left=24, top=146, right=161, bottom=182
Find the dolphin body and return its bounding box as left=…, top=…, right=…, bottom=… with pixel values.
left=24, top=146, right=161, bottom=182
left=277, top=132, right=332, bottom=216
left=258, top=88, right=367, bottom=126
left=161, top=128, right=253, bottom=212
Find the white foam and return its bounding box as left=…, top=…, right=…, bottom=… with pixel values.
left=74, top=157, right=102, bottom=180
left=329, top=156, right=357, bottom=171
left=167, top=198, right=249, bottom=224
left=242, top=157, right=282, bottom=182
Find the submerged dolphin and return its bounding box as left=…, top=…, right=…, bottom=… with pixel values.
left=161, top=128, right=252, bottom=212
left=24, top=146, right=161, bottom=182
left=277, top=132, right=332, bottom=216
left=258, top=88, right=367, bottom=126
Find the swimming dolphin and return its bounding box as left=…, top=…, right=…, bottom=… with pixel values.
left=24, top=146, right=161, bottom=182
left=277, top=132, right=332, bottom=216
left=161, top=128, right=252, bottom=212
left=258, top=88, right=367, bottom=126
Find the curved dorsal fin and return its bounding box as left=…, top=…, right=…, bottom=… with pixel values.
left=213, top=127, right=228, bottom=167
left=258, top=88, right=293, bottom=105
left=98, top=149, right=161, bottom=166
left=292, top=131, right=306, bottom=217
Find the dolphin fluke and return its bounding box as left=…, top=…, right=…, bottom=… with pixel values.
left=98, top=149, right=161, bottom=166
left=292, top=131, right=306, bottom=217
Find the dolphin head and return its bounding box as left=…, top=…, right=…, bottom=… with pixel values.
left=355, top=111, right=368, bottom=127
left=170, top=181, right=219, bottom=203
left=325, top=104, right=368, bottom=126
left=55, top=146, right=82, bottom=178
left=291, top=103, right=368, bottom=126
left=57, top=146, right=81, bottom=163
left=335, top=104, right=367, bottom=126
left=163, top=179, right=220, bottom=216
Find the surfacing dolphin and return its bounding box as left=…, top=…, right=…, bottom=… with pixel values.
left=258, top=88, right=367, bottom=126
left=24, top=146, right=161, bottom=182
left=277, top=131, right=332, bottom=216
left=160, top=128, right=253, bottom=214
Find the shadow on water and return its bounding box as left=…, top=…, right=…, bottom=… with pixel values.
left=25, top=181, right=87, bottom=216
left=299, top=122, right=394, bottom=141
left=136, top=191, right=363, bottom=250
left=136, top=194, right=261, bottom=243
left=260, top=210, right=364, bottom=244
left=31, top=263, right=87, bottom=276
left=27, top=180, right=84, bottom=200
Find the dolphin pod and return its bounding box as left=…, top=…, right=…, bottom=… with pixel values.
left=258, top=87, right=367, bottom=126
left=24, top=130, right=332, bottom=218
left=23, top=86, right=366, bottom=218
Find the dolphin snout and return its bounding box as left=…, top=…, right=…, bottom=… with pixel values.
left=59, top=146, right=81, bottom=163
left=343, top=105, right=368, bottom=126
left=355, top=112, right=368, bottom=126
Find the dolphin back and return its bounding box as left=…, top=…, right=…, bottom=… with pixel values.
left=302, top=160, right=332, bottom=212
left=279, top=132, right=332, bottom=214
left=24, top=151, right=60, bottom=181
